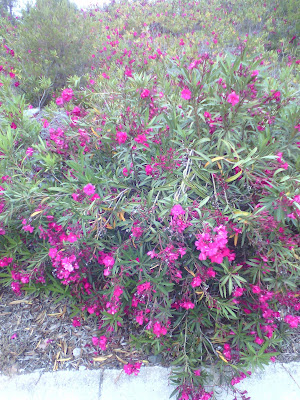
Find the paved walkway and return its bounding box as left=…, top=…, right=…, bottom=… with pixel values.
left=0, top=362, right=299, bottom=400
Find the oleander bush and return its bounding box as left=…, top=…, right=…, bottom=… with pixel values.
left=0, top=1, right=299, bottom=399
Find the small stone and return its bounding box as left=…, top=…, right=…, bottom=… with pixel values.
left=148, top=354, right=162, bottom=364
left=73, top=348, right=81, bottom=358
left=78, top=365, right=87, bottom=371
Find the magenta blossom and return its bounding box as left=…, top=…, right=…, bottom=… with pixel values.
left=170, top=204, right=185, bottom=217
left=116, top=131, right=127, bottom=144
left=124, top=362, right=142, bottom=376
left=103, top=255, right=115, bottom=267
left=56, top=97, right=64, bottom=106
left=26, top=147, right=34, bottom=157
left=72, top=318, right=81, bottom=327
left=140, top=89, right=150, bottom=98
left=284, top=315, right=299, bottom=328
left=145, top=165, right=153, bottom=175
left=83, top=183, right=95, bottom=196
left=181, top=88, right=192, bottom=100
left=92, top=335, right=107, bottom=351
left=191, top=276, right=202, bottom=288
left=61, top=88, right=74, bottom=102
left=227, top=91, right=239, bottom=106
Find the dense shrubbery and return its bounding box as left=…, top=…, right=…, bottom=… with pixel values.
left=1, top=0, right=95, bottom=106
left=0, top=1, right=299, bottom=399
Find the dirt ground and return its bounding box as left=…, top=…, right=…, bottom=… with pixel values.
left=0, top=286, right=299, bottom=377
left=0, top=286, right=150, bottom=376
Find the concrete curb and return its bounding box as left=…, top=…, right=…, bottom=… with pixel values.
left=0, top=362, right=299, bottom=400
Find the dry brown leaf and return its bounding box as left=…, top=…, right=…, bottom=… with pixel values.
left=61, top=340, right=67, bottom=355
left=9, top=300, right=32, bottom=305
left=53, top=360, right=58, bottom=371
left=115, top=354, right=127, bottom=364
left=93, top=354, right=113, bottom=362
left=57, top=357, right=71, bottom=362
left=36, top=310, right=47, bottom=324
left=113, top=348, right=130, bottom=354
left=48, top=305, right=66, bottom=318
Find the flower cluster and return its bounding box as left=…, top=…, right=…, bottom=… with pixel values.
left=123, top=362, right=142, bottom=375
left=195, top=225, right=235, bottom=264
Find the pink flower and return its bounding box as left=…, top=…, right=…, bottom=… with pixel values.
left=23, top=224, right=34, bottom=233
left=61, top=88, right=74, bottom=102
left=56, top=97, right=64, bottom=106
left=141, top=89, right=150, bottom=98
left=116, top=131, right=127, bottom=144
left=181, top=88, right=192, bottom=100
left=254, top=336, right=264, bottom=345
left=251, top=285, right=261, bottom=294
left=66, top=233, right=77, bottom=243
left=125, top=68, right=133, bottom=77
left=134, top=134, right=147, bottom=144
left=170, top=204, right=185, bottom=217
left=103, top=268, right=111, bottom=276
left=136, top=281, right=151, bottom=294
left=103, top=255, right=115, bottom=267
left=90, top=193, right=100, bottom=202
left=122, top=167, right=128, bottom=177
left=147, top=250, right=157, bottom=259
left=72, top=193, right=80, bottom=202
left=233, top=287, right=245, bottom=297
left=49, top=248, right=58, bottom=258
left=132, top=362, right=142, bottom=375
left=114, top=286, right=123, bottom=298
left=26, top=147, right=34, bottom=157
left=10, top=333, right=18, bottom=340
left=11, top=122, right=17, bottom=129
left=153, top=321, right=167, bottom=337
left=191, top=276, right=202, bottom=288
left=98, top=335, right=108, bottom=351
left=180, top=301, right=195, bottom=310
left=227, top=91, right=239, bottom=106
left=83, top=183, right=95, bottom=196
left=124, top=362, right=142, bottom=376
left=145, top=165, right=153, bottom=175
left=207, top=268, right=216, bottom=277
left=251, top=70, right=259, bottom=76
left=132, top=226, right=143, bottom=239
left=72, top=318, right=81, bottom=327
left=284, top=315, right=299, bottom=328
left=124, top=363, right=133, bottom=375
left=92, top=336, right=99, bottom=346
left=180, top=393, right=189, bottom=400
left=72, top=106, right=81, bottom=115
left=194, top=369, right=201, bottom=376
